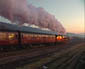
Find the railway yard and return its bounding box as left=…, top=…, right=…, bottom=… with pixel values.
left=0, top=0, right=84, bottom=69
left=0, top=38, right=85, bottom=69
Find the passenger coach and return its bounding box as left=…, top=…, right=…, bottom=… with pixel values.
left=0, top=22, right=58, bottom=49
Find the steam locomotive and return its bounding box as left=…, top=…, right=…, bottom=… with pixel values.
left=0, top=22, right=68, bottom=49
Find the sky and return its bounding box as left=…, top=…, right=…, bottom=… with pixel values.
left=28, top=0, right=84, bottom=34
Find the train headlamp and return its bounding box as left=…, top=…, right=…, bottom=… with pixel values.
left=62, top=36, right=65, bottom=38
left=57, top=36, right=63, bottom=40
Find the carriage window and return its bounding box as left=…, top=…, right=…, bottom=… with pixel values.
left=0, top=32, right=7, bottom=40
left=8, top=33, right=15, bottom=40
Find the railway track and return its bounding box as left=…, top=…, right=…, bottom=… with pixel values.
left=0, top=44, right=62, bottom=69
left=40, top=43, right=85, bottom=69
left=74, top=51, right=85, bottom=69
left=16, top=43, right=85, bottom=69
left=0, top=39, right=84, bottom=69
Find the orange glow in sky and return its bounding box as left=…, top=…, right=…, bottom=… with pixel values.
left=28, top=0, right=84, bottom=34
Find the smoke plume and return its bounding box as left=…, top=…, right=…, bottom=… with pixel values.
left=0, top=0, right=66, bottom=34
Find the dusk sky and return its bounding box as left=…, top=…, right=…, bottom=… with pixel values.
left=28, top=0, right=84, bottom=34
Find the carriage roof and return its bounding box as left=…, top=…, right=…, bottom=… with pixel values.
left=0, top=22, right=57, bottom=35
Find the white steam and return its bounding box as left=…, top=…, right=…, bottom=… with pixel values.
left=0, top=0, right=66, bottom=34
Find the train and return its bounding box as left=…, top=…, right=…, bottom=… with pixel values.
left=0, top=22, right=68, bottom=49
